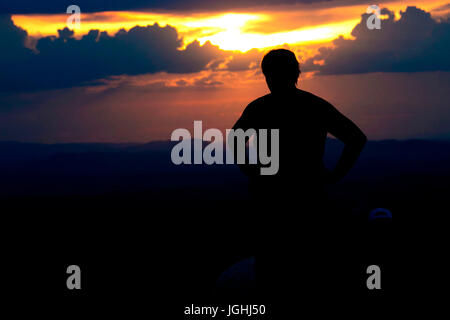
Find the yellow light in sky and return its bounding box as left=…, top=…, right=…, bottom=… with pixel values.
left=196, top=19, right=358, bottom=51
left=184, top=12, right=261, bottom=29
left=11, top=0, right=450, bottom=52
left=12, top=11, right=355, bottom=52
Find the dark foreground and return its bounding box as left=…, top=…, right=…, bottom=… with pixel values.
left=1, top=139, right=448, bottom=316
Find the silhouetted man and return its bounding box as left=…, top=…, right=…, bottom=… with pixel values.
left=231, top=49, right=366, bottom=308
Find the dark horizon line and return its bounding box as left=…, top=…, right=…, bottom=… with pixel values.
left=1, top=137, right=450, bottom=146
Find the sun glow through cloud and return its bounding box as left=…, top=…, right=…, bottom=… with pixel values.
left=13, top=11, right=359, bottom=52
left=11, top=0, right=450, bottom=53
left=195, top=19, right=359, bottom=51
left=12, top=11, right=359, bottom=52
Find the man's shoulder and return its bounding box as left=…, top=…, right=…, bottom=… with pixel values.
left=297, top=89, right=336, bottom=116
left=297, top=89, right=331, bottom=105
left=245, top=94, right=271, bottom=111
left=249, top=93, right=271, bottom=105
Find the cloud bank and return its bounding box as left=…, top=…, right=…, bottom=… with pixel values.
left=0, top=15, right=231, bottom=91
left=303, top=6, right=450, bottom=74
left=1, top=6, right=449, bottom=92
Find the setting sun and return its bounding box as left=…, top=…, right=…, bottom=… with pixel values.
left=196, top=18, right=359, bottom=51
left=13, top=11, right=358, bottom=52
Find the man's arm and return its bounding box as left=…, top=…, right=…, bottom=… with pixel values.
left=229, top=104, right=258, bottom=177
left=325, top=102, right=367, bottom=183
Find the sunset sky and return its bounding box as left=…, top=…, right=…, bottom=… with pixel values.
left=0, top=0, right=449, bottom=142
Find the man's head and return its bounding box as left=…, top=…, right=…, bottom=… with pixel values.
left=261, top=49, right=300, bottom=93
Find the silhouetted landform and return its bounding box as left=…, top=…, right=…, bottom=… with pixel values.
left=1, top=138, right=449, bottom=198
left=0, top=140, right=244, bottom=196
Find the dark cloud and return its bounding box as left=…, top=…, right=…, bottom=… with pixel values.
left=0, top=1, right=331, bottom=14
left=0, top=14, right=268, bottom=92
left=0, top=14, right=35, bottom=89
left=0, top=15, right=227, bottom=92
left=224, top=49, right=260, bottom=71
left=303, top=6, right=450, bottom=74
